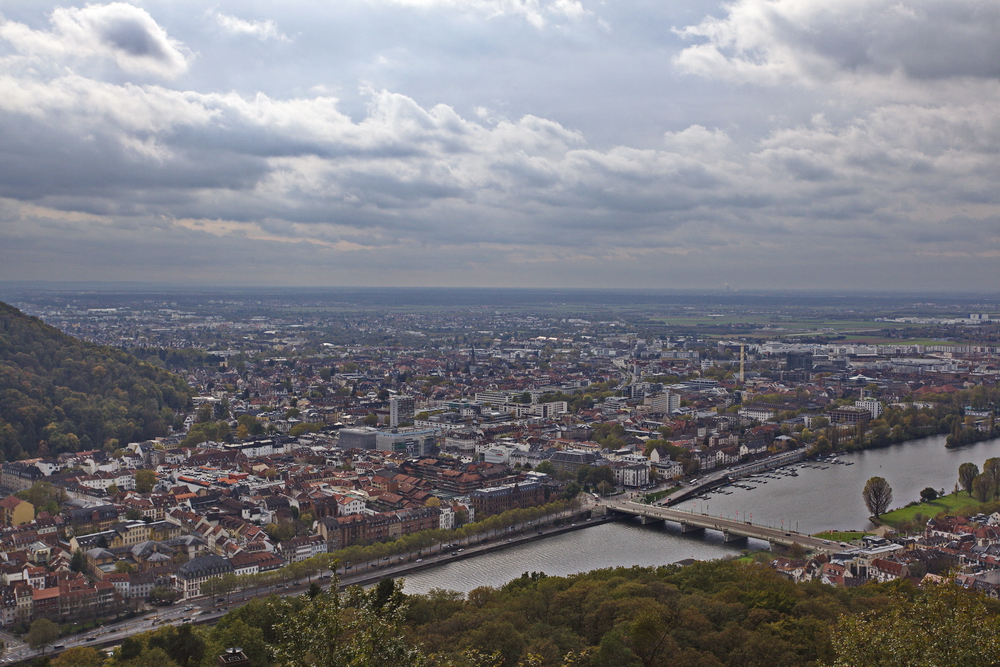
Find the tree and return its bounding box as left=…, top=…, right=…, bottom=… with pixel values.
left=862, top=476, right=893, bottom=518
left=973, top=473, right=994, bottom=503
left=70, top=548, right=85, bottom=572
left=959, top=462, right=979, bottom=496
left=272, top=579, right=425, bottom=667
left=50, top=647, right=104, bottom=667
left=833, top=585, right=1000, bottom=667
left=536, top=461, right=556, bottom=476
left=920, top=487, right=938, bottom=502
left=134, top=469, right=157, bottom=494
left=25, top=618, right=59, bottom=650
left=985, top=458, right=1000, bottom=495
left=150, top=586, right=178, bottom=605
left=363, top=412, right=379, bottom=426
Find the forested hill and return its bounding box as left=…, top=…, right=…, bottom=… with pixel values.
left=0, top=301, right=192, bottom=460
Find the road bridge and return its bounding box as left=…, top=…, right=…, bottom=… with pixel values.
left=603, top=499, right=840, bottom=553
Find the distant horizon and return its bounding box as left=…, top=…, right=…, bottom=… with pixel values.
left=4, top=280, right=1000, bottom=298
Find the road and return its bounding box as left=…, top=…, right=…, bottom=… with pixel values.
left=602, top=499, right=843, bottom=553
left=1, top=509, right=604, bottom=664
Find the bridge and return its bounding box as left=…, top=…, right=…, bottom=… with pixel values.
left=602, top=499, right=840, bottom=553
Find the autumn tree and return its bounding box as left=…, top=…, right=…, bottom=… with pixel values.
left=862, top=476, right=893, bottom=518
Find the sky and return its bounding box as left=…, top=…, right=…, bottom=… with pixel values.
left=0, top=0, right=998, bottom=291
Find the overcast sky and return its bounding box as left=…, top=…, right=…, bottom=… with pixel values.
left=1, top=0, right=998, bottom=291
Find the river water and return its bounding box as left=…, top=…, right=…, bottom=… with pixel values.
left=402, top=434, right=1000, bottom=594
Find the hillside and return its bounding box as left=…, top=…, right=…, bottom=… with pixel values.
left=0, top=301, right=192, bottom=460
left=69, top=560, right=1000, bottom=667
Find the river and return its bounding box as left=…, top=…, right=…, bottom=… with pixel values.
left=402, top=434, right=1000, bottom=594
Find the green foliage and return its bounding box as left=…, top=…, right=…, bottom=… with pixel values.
left=15, top=480, right=65, bottom=514
left=535, top=461, right=556, bottom=476
left=289, top=422, right=322, bottom=437
left=25, top=618, right=59, bottom=650
left=833, top=584, right=1000, bottom=667
left=181, top=420, right=231, bottom=447
left=959, top=461, right=979, bottom=496
left=102, top=561, right=1000, bottom=667
left=408, top=559, right=917, bottom=667
left=50, top=647, right=104, bottom=667
left=135, top=469, right=156, bottom=494
left=0, top=302, right=192, bottom=459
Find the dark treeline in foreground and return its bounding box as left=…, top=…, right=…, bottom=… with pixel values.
left=0, top=302, right=192, bottom=460
left=52, top=559, right=1000, bottom=667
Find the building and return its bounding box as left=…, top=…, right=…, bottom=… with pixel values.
left=375, top=428, right=439, bottom=457
left=338, top=428, right=379, bottom=450
left=548, top=449, right=601, bottom=474
left=389, top=396, right=415, bottom=428
left=0, top=496, right=34, bottom=527
left=0, top=463, right=43, bottom=493
left=829, top=406, right=872, bottom=426
left=855, top=399, right=884, bottom=419
left=174, top=555, right=234, bottom=599
left=470, top=482, right=545, bottom=517
left=610, top=461, right=649, bottom=488
left=647, top=392, right=680, bottom=414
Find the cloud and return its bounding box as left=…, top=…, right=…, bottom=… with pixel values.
left=209, top=10, right=289, bottom=42
left=0, top=2, right=192, bottom=78
left=0, top=1, right=999, bottom=290
left=673, top=0, right=1000, bottom=99
left=376, top=0, right=590, bottom=28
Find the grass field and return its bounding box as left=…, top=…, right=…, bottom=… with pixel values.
left=642, top=486, right=682, bottom=504
left=878, top=492, right=982, bottom=528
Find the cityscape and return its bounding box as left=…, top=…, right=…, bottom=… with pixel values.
left=3, top=0, right=1000, bottom=664
left=0, top=288, right=998, bottom=664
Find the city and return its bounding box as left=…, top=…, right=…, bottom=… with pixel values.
left=0, top=288, right=999, bottom=663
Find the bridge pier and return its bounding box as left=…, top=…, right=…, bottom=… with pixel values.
left=721, top=531, right=747, bottom=544
left=638, top=515, right=659, bottom=525
left=679, top=522, right=704, bottom=534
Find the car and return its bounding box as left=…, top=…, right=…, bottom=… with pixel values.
left=53, top=645, right=65, bottom=650
left=86, top=637, right=96, bottom=642
left=458, top=548, right=464, bottom=552
left=451, top=551, right=459, bottom=556
left=382, top=556, right=390, bottom=561
left=416, top=558, right=423, bottom=562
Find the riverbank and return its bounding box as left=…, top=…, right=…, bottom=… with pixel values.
left=335, top=509, right=616, bottom=588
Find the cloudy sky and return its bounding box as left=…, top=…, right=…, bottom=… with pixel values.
left=1, top=0, right=998, bottom=291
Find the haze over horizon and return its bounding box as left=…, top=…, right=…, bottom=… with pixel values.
left=1, top=0, right=998, bottom=291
